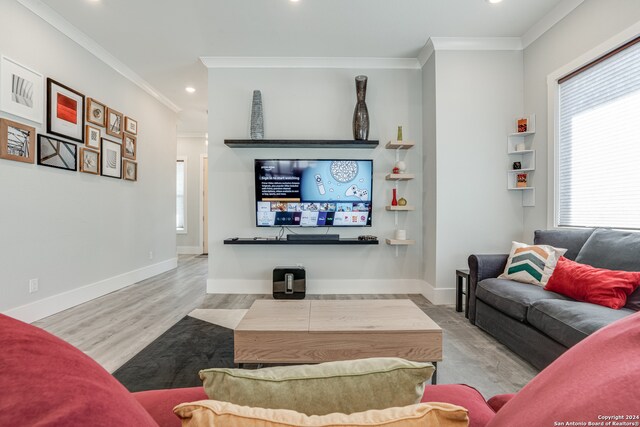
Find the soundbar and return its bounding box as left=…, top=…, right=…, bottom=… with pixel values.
left=287, top=234, right=340, bottom=241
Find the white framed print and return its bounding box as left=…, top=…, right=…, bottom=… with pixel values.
left=101, top=137, right=122, bottom=179
left=0, top=56, right=44, bottom=124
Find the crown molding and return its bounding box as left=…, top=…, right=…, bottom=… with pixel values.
left=200, top=56, right=421, bottom=70
left=16, top=0, right=180, bottom=113
left=417, top=39, right=435, bottom=67
left=521, top=0, right=584, bottom=49
left=430, top=37, right=523, bottom=51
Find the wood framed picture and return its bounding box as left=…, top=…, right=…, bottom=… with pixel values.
left=106, top=107, right=123, bottom=138
left=37, top=134, right=77, bottom=171
left=123, top=159, right=137, bottom=182
left=101, top=137, right=121, bottom=179
left=85, top=125, right=100, bottom=149
left=46, top=78, right=85, bottom=143
left=0, top=56, right=44, bottom=123
left=124, top=116, right=137, bottom=135
left=80, top=147, right=99, bottom=175
left=122, top=132, right=136, bottom=160
left=86, top=97, right=106, bottom=127
left=0, top=118, right=36, bottom=163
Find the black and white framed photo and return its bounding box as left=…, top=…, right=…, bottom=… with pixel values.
left=123, top=159, right=137, bottom=182
left=85, top=125, right=100, bottom=149
left=47, top=78, right=85, bottom=143
left=0, top=118, right=36, bottom=164
left=122, top=132, right=136, bottom=160
left=80, top=147, right=99, bottom=175
left=37, top=134, right=77, bottom=172
left=0, top=56, right=44, bottom=124
left=86, top=97, right=106, bottom=127
left=124, top=116, right=137, bottom=135
left=106, top=107, right=123, bottom=138
left=101, top=137, right=121, bottom=179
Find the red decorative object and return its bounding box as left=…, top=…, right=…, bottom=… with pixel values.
left=544, top=257, right=640, bottom=309
left=391, top=188, right=398, bottom=206
left=392, top=167, right=400, bottom=174
left=517, top=118, right=528, bottom=133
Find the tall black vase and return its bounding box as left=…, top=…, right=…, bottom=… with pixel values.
left=352, top=75, right=369, bottom=140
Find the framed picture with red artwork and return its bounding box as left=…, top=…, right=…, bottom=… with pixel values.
left=46, top=78, right=85, bottom=143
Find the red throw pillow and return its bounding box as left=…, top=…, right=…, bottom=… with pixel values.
left=545, top=257, right=640, bottom=309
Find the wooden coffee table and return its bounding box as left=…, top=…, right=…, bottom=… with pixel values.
left=234, top=299, right=443, bottom=383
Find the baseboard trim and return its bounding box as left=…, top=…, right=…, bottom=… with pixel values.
left=207, top=279, right=456, bottom=305
left=177, top=246, right=203, bottom=255
left=3, top=258, right=178, bottom=324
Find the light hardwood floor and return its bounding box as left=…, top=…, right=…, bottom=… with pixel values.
left=35, top=254, right=538, bottom=398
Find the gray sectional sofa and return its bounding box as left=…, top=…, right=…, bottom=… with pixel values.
left=468, top=228, right=640, bottom=370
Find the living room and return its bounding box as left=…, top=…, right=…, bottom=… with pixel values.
left=1, top=0, right=640, bottom=426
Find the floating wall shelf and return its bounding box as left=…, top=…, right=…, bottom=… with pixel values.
left=385, top=239, right=416, bottom=246
left=385, top=173, right=415, bottom=181
left=385, top=205, right=415, bottom=211
left=385, top=141, right=415, bottom=149
left=223, top=238, right=379, bottom=245
left=224, top=139, right=379, bottom=149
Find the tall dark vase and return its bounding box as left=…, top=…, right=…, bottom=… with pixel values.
left=352, top=75, right=369, bottom=140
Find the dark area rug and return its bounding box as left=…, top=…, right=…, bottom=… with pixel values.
left=113, top=316, right=234, bottom=392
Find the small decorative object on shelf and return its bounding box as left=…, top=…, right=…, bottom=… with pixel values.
left=397, top=126, right=403, bottom=141
left=392, top=166, right=400, bottom=174
left=357, top=235, right=378, bottom=241
left=352, top=75, right=369, bottom=140
left=391, top=188, right=398, bottom=206
left=394, top=229, right=406, bottom=240
left=398, top=197, right=407, bottom=206
left=250, top=90, right=264, bottom=140
left=517, top=118, right=528, bottom=133
left=517, top=173, right=528, bottom=188
left=513, top=161, right=521, bottom=170
left=516, top=142, right=526, bottom=152
left=395, top=160, right=406, bottom=173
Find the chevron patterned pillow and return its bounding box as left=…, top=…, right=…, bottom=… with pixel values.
left=499, top=241, right=568, bottom=286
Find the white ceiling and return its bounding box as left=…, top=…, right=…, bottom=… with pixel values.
left=36, top=0, right=569, bottom=132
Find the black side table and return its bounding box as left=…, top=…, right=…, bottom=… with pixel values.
left=456, top=269, right=470, bottom=318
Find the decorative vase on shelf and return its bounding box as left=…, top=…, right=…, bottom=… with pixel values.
left=250, top=90, right=264, bottom=140
left=352, top=75, right=369, bottom=141
left=391, top=188, right=398, bottom=206
left=395, top=160, right=406, bottom=173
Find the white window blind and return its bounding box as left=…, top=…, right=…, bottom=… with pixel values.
left=557, top=38, right=640, bottom=229
left=176, top=160, right=186, bottom=231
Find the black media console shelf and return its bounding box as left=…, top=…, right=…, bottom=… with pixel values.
left=224, top=140, right=379, bottom=149
left=224, top=238, right=378, bottom=245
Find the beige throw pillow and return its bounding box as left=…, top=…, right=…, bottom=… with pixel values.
left=199, top=358, right=434, bottom=416
left=499, top=241, right=567, bottom=286
left=174, top=399, right=469, bottom=427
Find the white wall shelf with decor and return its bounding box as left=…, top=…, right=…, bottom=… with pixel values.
left=507, top=114, right=536, bottom=207
left=385, top=139, right=415, bottom=253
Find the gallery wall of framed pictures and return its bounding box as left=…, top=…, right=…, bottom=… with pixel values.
left=0, top=55, right=139, bottom=182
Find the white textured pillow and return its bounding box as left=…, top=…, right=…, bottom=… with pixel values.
left=499, top=241, right=567, bottom=286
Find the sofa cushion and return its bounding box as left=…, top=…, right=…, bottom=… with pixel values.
left=575, top=228, right=640, bottom=271
left=499, top=242, right=567, bottom=286
left=134, top=387, right=208, bottom=427
left=0, top=314, right=158, bottom=427
left=200, top=357, right=433, bottom=416
left=476, top=278, right=569, bottom=322
left=625, top=287, right=640, bottom=311
left=527, top=299, right=633, bottom=348
left=544, top=257, right=640, bottom=309
left=422, top=384, right=495, bottom=427
left=174, top=400, right=469, bottom=427
left=534, top=228, right=594, bottom=260
left=487, top=311, right=640, bottom=426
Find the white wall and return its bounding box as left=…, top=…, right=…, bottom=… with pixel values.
left=206, top=68, right=428, bottom=296
left=177, top=136, right=207, bottom=253
left=427, top=50, right=525, bottom=291
left=523, top=0, right=640, bottom=238
left=422, top=54, right=437, bottom=287
left=0, top=0, right=178, bottom=322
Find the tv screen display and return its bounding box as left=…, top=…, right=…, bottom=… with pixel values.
left=255, top=159, right=373, bottom=227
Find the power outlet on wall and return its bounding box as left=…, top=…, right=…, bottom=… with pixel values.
left=149, top=251, right=153, bottom=260
left=29, top=278, right=39, bottom=293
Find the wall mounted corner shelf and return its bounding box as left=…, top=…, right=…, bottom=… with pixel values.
left=224, top=139, right=379, bottom=149
left=385, top=141, right=415, bottom=149
left=385, top=239, right=416, bottom=246
left=385, top=173, right=415, bottom=181
left=385, top=205, right=415, bottom=211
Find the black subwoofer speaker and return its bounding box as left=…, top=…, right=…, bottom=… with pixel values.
left=273, top=266, right=306, bottom=299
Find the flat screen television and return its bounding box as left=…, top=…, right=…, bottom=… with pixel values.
left=255, top=159, right=373, bottom=227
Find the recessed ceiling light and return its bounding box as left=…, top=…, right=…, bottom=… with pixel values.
left=486, top=0, right=503, bottom=3
left=185, top=87, right=196, bottom=93
left=290, top=0, right=300, bottom=3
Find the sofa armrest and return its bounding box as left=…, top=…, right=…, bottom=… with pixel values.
left=467, top=254, right=508, bottom=324
left=133, top=387, right=208, bottom=427
left=487, top=393, right=516, bottom=413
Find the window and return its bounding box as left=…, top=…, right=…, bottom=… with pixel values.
left=556, top=37, right=640, bottom=229
left=176, top=158, right=187, bottom=233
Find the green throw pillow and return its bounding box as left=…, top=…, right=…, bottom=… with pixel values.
left=199, top=357, right=434, bottom=416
